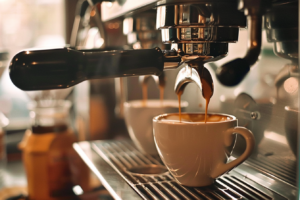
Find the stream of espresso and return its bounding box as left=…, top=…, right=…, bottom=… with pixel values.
left=142, top=78, right=165, bottom=107
left=177, top=90, right=183, bottom=121
left=142, top=83, right=148, bottom=106
left=177, top=67, right=214, bottom=123
left=201, top=77, right=213, bottom=123
left=177, top=90, right=211, bottom=123
left=159, top=85, right=164, bottom=105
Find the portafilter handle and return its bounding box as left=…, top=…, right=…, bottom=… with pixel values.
left=9, top=47, right=164, bottom=91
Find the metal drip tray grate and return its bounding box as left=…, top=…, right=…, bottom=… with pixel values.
left=245, top=140, right=297, bottom=187
left=247, top=154, right=296, bottom=186
left=92, top=140, right=287, bottom=200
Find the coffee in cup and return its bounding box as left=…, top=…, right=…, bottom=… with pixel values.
left=153, top=113, right=254, bottom=187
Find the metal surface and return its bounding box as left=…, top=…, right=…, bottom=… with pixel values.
left=101, top=0, right=158, bottom=22
left=174, top=63, right=202, bottom=94
left=214, top=0, right=267, bottom=86
left=154, top=2, right=251, bottom=87
left=266, top=1, right=297, bottom=60
left=123, top=12, right=162, bottom=49
left=74, top=142, right=143, bottom=200
left=242, top=15, right=262, bottom=66
left=235, top=162, right=297, bottom=200
left=156, top=3, right=243, bottom=62
left=84, top=1, right=298, bottom=199
left=156, top=4, right=246, bottom=29
left=244, top=135, right=297, bottom=187
left=74, top=140, right=294, bottom=200
left=174, top=63, right=214, bottom=102
left=274, top=63, right=299, bottom=88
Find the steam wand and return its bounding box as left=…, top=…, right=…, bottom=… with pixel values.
left=216, top=0, right=270, bottom=86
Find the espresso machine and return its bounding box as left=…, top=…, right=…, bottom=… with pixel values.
left=8, top=0, right=299, bottom=199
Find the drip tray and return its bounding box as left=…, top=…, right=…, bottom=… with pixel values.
left=127, top=165, right=169, bottom=176
left=75, top=140, right=294, bottom=200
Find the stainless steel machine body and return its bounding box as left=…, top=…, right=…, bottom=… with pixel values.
left=74, top=140, right=297, bottom=199
left=76, top=0, right=299, bottom=199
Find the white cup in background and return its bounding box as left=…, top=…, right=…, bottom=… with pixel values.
left=124, top=100, right=188, bottom=155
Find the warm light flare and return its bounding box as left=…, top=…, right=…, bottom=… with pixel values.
left=91, top=9, right=96, bottom=17
left=283, top=77, right=298, bottom=94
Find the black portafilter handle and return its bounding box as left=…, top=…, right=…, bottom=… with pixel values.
left=216, top=58, right=250, bottom=87
left=9, top=47, right=164, bottom=91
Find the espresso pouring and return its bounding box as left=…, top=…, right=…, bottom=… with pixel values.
left=142, top=74, right=165, bottom=106
left=177, top=66, right=214, bottom=123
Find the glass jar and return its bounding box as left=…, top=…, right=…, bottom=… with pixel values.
left=28, top=100, right=71, bottom=134
left=21, top=100, right=89, bottom=200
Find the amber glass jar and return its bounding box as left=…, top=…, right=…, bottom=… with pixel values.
left=21, top=100, right=89, bottom=200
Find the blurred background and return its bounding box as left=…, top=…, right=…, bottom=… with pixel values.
left=0, top=0, right=296, bottom=199
left=0, top=0, right=67, bottom=194
left=0, top=0, right=65, bottom=130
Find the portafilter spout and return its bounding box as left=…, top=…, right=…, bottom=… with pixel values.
left=174, top=62, right=214, bottom=100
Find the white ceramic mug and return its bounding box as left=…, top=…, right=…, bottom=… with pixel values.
left=124, top=100, right=188, bottom=155
left=153, top=113, right=255, bottom=187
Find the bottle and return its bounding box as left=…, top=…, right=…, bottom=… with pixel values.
left=20, top=100, right=89, bottom=200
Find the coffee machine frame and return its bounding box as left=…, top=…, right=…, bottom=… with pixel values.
left=72, top=0, right=299, bottom=199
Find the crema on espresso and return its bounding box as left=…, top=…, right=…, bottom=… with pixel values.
left=159, top=113, right=232, bottom=123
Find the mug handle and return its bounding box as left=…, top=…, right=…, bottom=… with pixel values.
left=211, top=127, right=255, bottom=179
